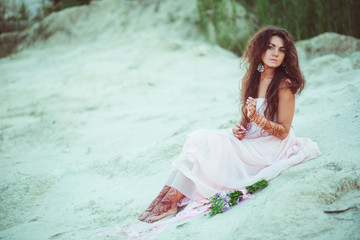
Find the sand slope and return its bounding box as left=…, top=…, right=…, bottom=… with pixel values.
left=0, top=1, right=359, bottom=239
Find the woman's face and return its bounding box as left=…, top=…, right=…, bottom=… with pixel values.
left=261, top=36, right=285, bottom=69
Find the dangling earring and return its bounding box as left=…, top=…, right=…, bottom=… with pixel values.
left=282, top=62, right=288, bottom=74
left=257, top=63, right=264, bottom=72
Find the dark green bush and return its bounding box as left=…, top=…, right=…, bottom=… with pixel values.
left=0, top=0, right=92, bottom=58
left=49, top=0, right=91, bottom=11
left=0, top=0, right=92, bottom=34
left=0, top=1, right=30, bottom=33
left=197, top=0, right=360, bottom=55
left=239, top=0, right=360, bottom=40
left=196, top=0, right=254, bottom=56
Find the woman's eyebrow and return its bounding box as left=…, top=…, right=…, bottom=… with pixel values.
left=269, top=42, right=285, bottom=49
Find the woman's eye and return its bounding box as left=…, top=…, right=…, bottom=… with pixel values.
left=280, top=49, right=285, bottom=53
left=268, top=46, right=273, bottom=50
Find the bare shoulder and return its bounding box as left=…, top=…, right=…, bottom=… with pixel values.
left=277, top=78, right=295, bottom=129
left=280, top=78, right=292, bottom=87
left=279, top=78, right=295, bottom=101
left=240, top=78, right=246, bottom=98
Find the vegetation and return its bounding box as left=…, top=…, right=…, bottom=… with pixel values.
left=1, top=0, right=359, bottom=57
left=196, top=0, right=254, bottom=56
left=0, top=0, right=91, bottom=57
left=239, top=0, right=360, bottom=40
left=0, top=0, right=30, bottom=33
left=0, top=0, right=91, bottom=34
left=45, top=0, right=91, bottom=12
left=197, top=0, right=360, bottom=55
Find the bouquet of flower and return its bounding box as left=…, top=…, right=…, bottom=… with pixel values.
left=208, top=179, right=268, bottom=216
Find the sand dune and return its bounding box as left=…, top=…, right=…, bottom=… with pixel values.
left=0, top=1, right=359, bottom=239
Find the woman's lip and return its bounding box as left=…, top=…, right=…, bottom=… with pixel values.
left=270, top=59, right=277, bottom=62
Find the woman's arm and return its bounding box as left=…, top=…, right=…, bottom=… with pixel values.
left=239, top=108, right=248, bottom=127
left=232, top=79, right=249, bottom=141
left=239, top=79, right=250, bottom=128
left=246, top=86, right=295, bottom=140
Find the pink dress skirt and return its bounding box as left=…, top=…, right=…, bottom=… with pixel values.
left=165, top=98, right=321, bottom=200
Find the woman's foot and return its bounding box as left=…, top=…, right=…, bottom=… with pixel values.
left=138, top=185, right=170, bottom=221
left=145, top=188, right=184, bottom=223
left=137, top=211, right=151, bottom=221
left=145, top=201, right=178, bottom=223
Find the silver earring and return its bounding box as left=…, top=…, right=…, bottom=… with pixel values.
left=257, top=63, right=264, bottom=72
left=282, top=63, right=288, bottom=74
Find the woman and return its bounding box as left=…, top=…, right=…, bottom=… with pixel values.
left=138, top=26, right=321, bottom=223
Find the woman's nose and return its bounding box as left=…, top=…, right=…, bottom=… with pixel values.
left=272, top=50, right=278, bottom=56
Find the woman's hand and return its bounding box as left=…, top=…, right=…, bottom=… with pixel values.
left=246, top=97, right=257, bottom=119
left=245, top=88, right=294, bottom=140
left=232, top=123, right=248, bottom=140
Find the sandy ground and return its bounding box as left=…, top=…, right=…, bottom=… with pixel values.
left=0, top=1, right=359, bottom=239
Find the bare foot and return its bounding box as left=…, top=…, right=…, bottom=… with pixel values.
left=138, top=211, right=151, bottom=221
left=145, top=202, right=178, bottom=223
left=145, top=188, right=184, bottom=223
left=138, top=185, right=170, bottom=221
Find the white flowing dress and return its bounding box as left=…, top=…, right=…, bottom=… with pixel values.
left=165, top=98, right=321, bottom=201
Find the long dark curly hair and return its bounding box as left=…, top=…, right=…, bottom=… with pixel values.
left=240, top=26, right=305, bottom=127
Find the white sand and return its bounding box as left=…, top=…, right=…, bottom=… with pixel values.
left=0, top=1, right=359, bottom=239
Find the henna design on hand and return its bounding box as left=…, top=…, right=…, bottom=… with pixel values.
left=249, top=112, right=287, bottom=139
left=232, top=123, right=248, bottom=140
left=246, top=97, right=257, bottom=119
left=246, top=97, right=287, bottom=140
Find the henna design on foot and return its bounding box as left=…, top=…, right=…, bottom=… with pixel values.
left=138, top=185, right=170, bottom=221
left=145, top=188, right=184, bottom=223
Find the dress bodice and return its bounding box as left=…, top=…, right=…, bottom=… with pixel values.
left=255, top=98, right=266, bottom=116
left=246, top=98, right=277, bottom=138
left=254, top=98, right=277, bottom=122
